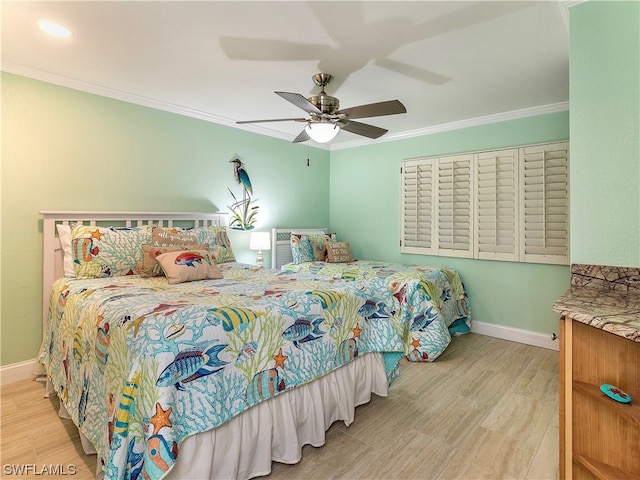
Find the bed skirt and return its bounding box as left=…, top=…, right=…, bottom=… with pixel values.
left=60, top=352, right=388, bottom=480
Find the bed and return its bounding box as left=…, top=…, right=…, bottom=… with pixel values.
left=271, top=228, right=472, bottom=362
left=38, top=212, right=406, bottom=480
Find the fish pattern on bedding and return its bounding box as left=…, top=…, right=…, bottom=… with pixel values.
left=281, top=260, right=471, bottom=361
left=41, top=263, right=412, bottom=480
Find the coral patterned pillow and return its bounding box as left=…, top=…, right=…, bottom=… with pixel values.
left=291, top=234, right=315, bottom=264
left=307, top=233, right=337, bottom=261
left=291, top=233, right=336, bottom=263
left=71, top=224, right=152, bottom=278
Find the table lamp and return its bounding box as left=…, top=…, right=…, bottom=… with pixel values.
left=249, top=231, right=271, bottom=267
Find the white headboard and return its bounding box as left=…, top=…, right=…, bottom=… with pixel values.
left=39, top=211, right=227, bottom=369
left=271, top=227, right=328, bottom=270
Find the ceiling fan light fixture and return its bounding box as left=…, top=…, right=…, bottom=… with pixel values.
left=305, top=122, right=339, bottom=143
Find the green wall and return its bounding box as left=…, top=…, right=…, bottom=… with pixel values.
left=330, top=112, right=571, bottom=335
left=569, top=0, right=640, bottom=267
left=1, top=72, right=330, bottom=365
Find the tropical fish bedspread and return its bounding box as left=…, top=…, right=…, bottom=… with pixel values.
left=40, top=262, right=457, bottom=480
left=282, top=260, right=472, bottom=361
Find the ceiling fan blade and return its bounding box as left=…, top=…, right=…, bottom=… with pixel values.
left=236, top=117, right=307, bottom=124
left=292, top=128, right=310, bottom=143
left=337, top=100, right=406, bottom=120
left=276, top=92, right=323, bottom=115
left=341, top=121, right=388, bottom=139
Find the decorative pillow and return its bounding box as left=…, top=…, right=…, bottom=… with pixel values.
left=155, top=249, right=223, bottom=284
left=187, top=226, right=236, bottom=264
left=327, top=242, right=353, bottom=263
left=291, top=234, right=315, bottom=264
left=71, top=224, right=152, bottom=278
left=140, top=244, right=208, bottom=278
left=152, top=227, right=198, bottom=247
left=56, top=223, right=75, bottom=277
left=307, top=233, right=337, bottom=261
left=152, top=226, right=236, bottom=263
left=291, top=232, right=336, bottom=263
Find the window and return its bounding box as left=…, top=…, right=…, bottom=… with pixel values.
left=520, top=143, right=569, bottom=264
left=402, top=160, right=434, bottom=253
left=437, top=154, right=474, bottom=258
left=475, top=148, right=518, bottom=261
left=400, top=141, right=569, bottom=265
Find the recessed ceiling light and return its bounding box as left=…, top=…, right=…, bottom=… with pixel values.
left=38, top=19, right=72, bottom=38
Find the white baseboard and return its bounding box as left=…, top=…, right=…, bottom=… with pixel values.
left=1, top=358, right=42, bottom=385
left=471, top=320, right=559, bottom=351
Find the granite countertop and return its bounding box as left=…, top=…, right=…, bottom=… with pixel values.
left=552, top=264, right=640, bottom=343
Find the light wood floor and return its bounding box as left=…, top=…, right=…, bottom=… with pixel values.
left=0, top=333, right=559, bottom=479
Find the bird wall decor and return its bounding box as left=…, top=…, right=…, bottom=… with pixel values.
left=231, top=158, right=253, bottom=195
left=228, top=157, right=259, bottom=230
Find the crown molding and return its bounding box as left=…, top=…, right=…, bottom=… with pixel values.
left=1, top=62, right=314, bottom=146
left=329, top=101, right=570, bottom=151
left=3, top=63, right=566, bottom=153
left=2, top=63, right=231, bottom=124
left=557, top=0, right=588, bottom=35
left=564, top=1, right=588, bottom=8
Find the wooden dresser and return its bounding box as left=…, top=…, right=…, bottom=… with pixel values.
left=553, top=264, right=640, bottom=479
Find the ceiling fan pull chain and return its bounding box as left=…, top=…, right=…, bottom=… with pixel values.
left=306, top=140, right=310, bottom=166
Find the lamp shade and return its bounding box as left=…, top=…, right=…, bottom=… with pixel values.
left=305, top=122, right=339, bottom=143
left=249, top=231, right=271, bottom=251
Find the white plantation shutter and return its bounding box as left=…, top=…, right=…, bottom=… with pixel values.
left=520, top=142, right=569, bottom=264
left=401, top=159, right=434, bottom=254
left=400, top=141, right=568, bottom=265
left=475, top=149, right=519, bottom=261
left=436, top=154, right=473, bottom=257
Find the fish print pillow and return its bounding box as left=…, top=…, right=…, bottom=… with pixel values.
left=70, top=224, right=152, bottom=278
left=155, top=249, right=223, bottom=284
left=140, top=244, right=209, bottom=277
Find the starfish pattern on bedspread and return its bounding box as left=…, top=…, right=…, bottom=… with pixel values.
left=39, top=261, right=470, bottom=480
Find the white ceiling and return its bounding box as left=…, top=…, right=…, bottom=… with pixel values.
left=1, top=1, right=571, bottom=148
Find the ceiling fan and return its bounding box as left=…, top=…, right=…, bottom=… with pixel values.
left=236, top=73, right=407, bottom=143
